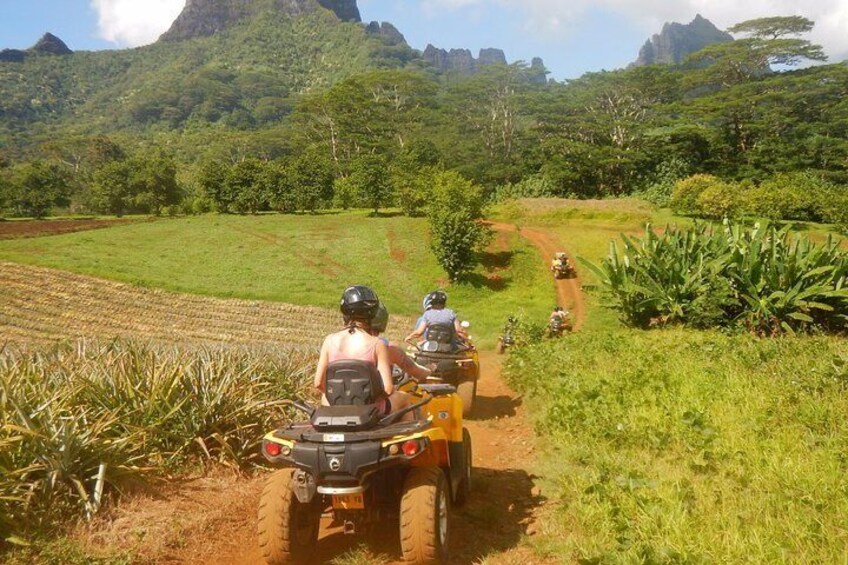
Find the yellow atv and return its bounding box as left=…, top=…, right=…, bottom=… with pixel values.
left=258, top=361, right=472, bottom=564
left=408, top=322, right=479, bottom=416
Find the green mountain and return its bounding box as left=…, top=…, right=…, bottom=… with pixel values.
left=0, top=0, right=415, bottom=151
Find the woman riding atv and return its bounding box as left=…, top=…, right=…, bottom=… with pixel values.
left=314, top=286, right=410, bottom=417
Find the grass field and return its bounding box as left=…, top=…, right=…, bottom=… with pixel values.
left=496, top=198, right=848, bottom=563
left=0, top=212, right=553, bottom=347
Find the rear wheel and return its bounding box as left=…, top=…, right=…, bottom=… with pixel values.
left=457, top=379, right=476, bottom=417
left=454, top=428, right=472, bottom=506
left=496, top=339, right=505, bottom=354
left=400, top=467, right=450, bottom=564
left=257, top=470, right=320, bottom=565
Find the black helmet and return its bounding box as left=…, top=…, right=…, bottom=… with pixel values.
left=340, top=286, right=380, bottom=321
left=425, top=290, right=448, bottom=308
left=371, top=302, right=389, bottom=333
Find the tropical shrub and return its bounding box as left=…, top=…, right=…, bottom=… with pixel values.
left=695, top=179, right=742, bottom=219
left=583, top=221, right=848, bottom=334
left=427, top=171, right=492, bottom=281
left=640, top=157, right=691, bottom=207
left=669, top=174, right=723, bottom=215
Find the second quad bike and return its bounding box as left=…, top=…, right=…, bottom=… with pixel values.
left=548, top=315, right=571, bottom=338
left=258, top=361, right=472, bottom=564
left=496, top=317, right=518, bottom=354
left=408, top=322, right=480, bottom=416
left=551, top=253, right=575, bottom=279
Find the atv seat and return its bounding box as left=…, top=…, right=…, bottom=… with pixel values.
left=423, top=322, right=460, bottom=353
left=316, top=360, right=386, bottom=432
left=325, top=360, right=385, bottom=406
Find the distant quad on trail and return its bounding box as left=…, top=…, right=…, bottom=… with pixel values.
left=551, top=252, right=575, bottom=279
left=258, top=361, right=472, bottom=564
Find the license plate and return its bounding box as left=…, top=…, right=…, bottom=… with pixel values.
left=332, top=493, right=365, bottom=510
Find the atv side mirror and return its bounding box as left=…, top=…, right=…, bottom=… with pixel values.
left=460, top=321, right=471, bottom=329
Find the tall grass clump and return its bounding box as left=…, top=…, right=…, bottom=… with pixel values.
left=583, top=221, right=848, bottom=334
left=506, top=330, right=848, bottom=563
left=0, top=340, right=313, bottom=545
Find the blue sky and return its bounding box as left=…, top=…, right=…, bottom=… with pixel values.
left=2, top=1, right=846, bottom=80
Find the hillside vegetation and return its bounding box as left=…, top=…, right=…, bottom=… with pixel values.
left=1, top=15, right=846, bottom=225
left=498, top=199, right=848, bottom=563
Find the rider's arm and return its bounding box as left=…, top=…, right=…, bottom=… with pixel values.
left=405, top=319, right=427, bottom=343
left=314, top=337, right=330, bottom=392
left=376, top=339, right=393, bottom=395
left=390, top=345, right=431, bottom=380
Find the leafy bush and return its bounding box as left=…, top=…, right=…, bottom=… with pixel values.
left=669, top=174, right=723, bottom=215
left=583, top=221, right=848, bottom=334
left=696, top=179, right=742, bottom=219
left=640, top=157, right=691, bottom=207
left=427, top=171, right=492, bottom=281
left=492, top=175, right=557, bottom=202
left=0, top=341, right=312, bottom=544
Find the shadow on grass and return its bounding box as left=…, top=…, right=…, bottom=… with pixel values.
left=462, top=272, right=509, bottom=291
left=480, top=249, right=514, bottom=271
left=316, top=467, right=542, bottom=565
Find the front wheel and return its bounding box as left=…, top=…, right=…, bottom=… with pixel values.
left=457, top=379, right=476, bottom=417
left=400, top=467, right=450, bottom=564
left=257, top=470, right=321, bottom=565
left=454, top=428, right=472, bottom=506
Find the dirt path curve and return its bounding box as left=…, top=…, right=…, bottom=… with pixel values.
left=486, top=222, right=586, bottom=330
left=81, top=225, right=581, bottom=564
left=172, top=351, right=546, bottom=565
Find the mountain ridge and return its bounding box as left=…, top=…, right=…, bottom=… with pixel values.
left=632, top=14, right=733, bottom=67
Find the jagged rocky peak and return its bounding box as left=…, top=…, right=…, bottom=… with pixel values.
left=365, top=21, right=406, bottom=46
left=529, top=57, right=548, bottom=84
left=160, top=0, right=361, bottom=42
left=0, top=32, right=72, bottom=64
left=31, top=33, right=73, bottom=56
left=422, top=45, right=507, bottom=74
left=632, top=14, right=733, bottom=67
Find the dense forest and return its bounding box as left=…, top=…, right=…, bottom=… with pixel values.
left=0, top=11, right=846, bottom=221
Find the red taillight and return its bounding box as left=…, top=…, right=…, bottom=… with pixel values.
left=264, top=441, right=282, bottom=457
left=402, top=440, right=420, bottom=457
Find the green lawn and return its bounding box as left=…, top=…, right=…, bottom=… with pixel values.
left=0, top=211, right=553, bottom=347
left=494, top=198, right=848, bottom=563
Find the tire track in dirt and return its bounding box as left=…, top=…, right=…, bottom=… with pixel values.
left=486, top=222, right=586, bottom=331
left=77, top=224, right=582, bottom=564
left=161, top=356, right=547, bottom=565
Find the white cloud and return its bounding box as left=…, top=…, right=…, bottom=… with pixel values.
left=91, top=0, right=185, bottom=46
left=432, top=0, right=848, bottom=60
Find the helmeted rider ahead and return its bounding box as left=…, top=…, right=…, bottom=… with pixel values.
left=406, top=290, right=467, bottom=345
left=314, top=285, right=410, bottom=417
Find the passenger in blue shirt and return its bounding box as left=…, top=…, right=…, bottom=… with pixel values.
left=405, top=290, right=467, bottom=345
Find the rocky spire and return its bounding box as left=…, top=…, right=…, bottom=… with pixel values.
left=159, top=0, right=360, bottom=42
left=632, top=14, right=733, bottom=67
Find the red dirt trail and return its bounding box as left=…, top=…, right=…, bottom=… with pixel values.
left=78, top=223, right=584, bottom=564
left=487, top=222, right=586, bottom=330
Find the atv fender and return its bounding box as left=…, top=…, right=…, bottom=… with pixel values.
left=292, top=469, right=317, bottom=503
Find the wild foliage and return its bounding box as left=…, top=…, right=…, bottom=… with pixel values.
left=505, top=330, right=848, bottom=563
left=426, top=171, right=492, bottom=281
left=0, top=341, right=313, bottom=545
left=583, top=221, right=848, bottom=334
